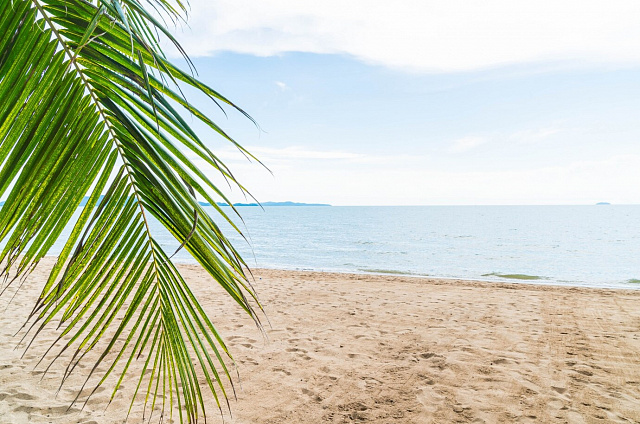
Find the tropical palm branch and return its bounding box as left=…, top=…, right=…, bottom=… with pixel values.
left=0, top=0, right=263, bottom=422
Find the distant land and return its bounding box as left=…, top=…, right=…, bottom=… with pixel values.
left=77, top=197, right=330, bottom=207
left=3, top=200, right=628, bottom=207
left=0, top=198, right=330, bottom=207
left=200, top=201, right=331, bottom=207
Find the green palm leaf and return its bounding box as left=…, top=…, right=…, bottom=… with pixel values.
left=0, top=0, right=262, bottom=422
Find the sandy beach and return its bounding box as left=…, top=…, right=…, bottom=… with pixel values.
left=1, top=259, right=639, bottom=423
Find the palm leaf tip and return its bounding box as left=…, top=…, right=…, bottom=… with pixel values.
left=0, top=0, right=263, bottom=422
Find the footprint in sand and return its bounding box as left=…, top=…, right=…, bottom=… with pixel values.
left=64, top=386, right=106, bottom=399
left=10, top=392, right=35, bottom=400
left=301, top=388, right=323, bottom=402
left=416, top=386, right=445, bottom=415
left=241, top=358, right=259, bottom=366
left=273, top=367, right=291, bottom=376
left=14, top=404, right=82, bottom=415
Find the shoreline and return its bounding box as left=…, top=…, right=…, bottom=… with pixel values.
left=246, top=267, right=640, bottom=292
left=245, top=266, right=640, bottom=291
left=42, top=240, right=640, bottom=290
left=2, top=259, right=640, bottom=423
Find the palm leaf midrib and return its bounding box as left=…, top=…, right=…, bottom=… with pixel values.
left=28, top=14, right=174, bottom=402
left=31, top=0, right=167, bottom=277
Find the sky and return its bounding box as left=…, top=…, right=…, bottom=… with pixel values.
left=168, top=0, right=640, bottom=206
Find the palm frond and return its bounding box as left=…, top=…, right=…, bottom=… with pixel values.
left=0, top=0, right=262, bottom=422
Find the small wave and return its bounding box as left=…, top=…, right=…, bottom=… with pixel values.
left=359, top=268, right=415, bottom=276
left=627, top=279, right=640, bottom=284
left=482, top=272, right=542, bottom=280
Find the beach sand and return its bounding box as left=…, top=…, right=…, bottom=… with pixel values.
left=1, top=259, right=639, bottom=423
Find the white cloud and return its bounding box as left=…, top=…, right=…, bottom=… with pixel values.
left=173, top=0, right=640, bottom=72
left=210, top=145, right=366, bottom=163
left=211, top=154, right=640, bottom=205
left=447, top=127, right=565, bottom=153
left=196, top=139, right=640, bottom=205
left=510, top=127, right=563, bottom=144
left=449, top=136, right=488, bottom=153
left=274, top=81, right=289, bottom=91
left=210, top=145, right=436, bottom=169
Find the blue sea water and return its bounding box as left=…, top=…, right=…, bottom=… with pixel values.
left=25, top=205, right=640, bottom=289
left=163, top=205, right=640, bottom=289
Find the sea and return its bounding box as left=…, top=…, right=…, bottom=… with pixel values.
left=28, top=205, right=640, bottom=289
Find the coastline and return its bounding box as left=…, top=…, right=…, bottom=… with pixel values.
left=247, top=266, right=640, bottom=291
left=1, top=259, right=640, bottom=423
left=47, top=253, right=640, bottom=290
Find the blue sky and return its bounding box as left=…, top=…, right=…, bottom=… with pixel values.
left=173, top=1, right=640, bottom=205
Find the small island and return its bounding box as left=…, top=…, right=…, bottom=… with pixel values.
left=596, top=202, right=611, bottom=205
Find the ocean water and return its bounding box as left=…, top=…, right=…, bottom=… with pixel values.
left=180, top=205, right=639, bottom=289
left=14, top=205, right=640, bottom=289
